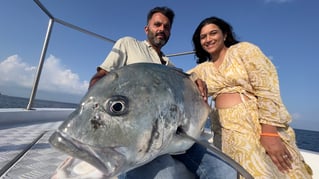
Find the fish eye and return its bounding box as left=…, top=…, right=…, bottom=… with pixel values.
left=105, top=95, right=129, bottom=116
left=110, top=101, right=125, bottom=113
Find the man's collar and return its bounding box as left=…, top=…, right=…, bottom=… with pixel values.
left=144, top=40, right=166, bottom=56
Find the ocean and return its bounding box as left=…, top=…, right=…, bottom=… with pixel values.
left=1, top=94, right=318, bottom=152
left=0, top=94, right=78, bottom=109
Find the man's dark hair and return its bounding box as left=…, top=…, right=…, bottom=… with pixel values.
left=147, top=7, right=175, bottom=26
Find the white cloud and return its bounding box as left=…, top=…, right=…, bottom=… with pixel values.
left=0, top=55, right=36, bottom=87
left=40, top=55, right=89, bottom=95
left=0, top=54, right=88, bottom=96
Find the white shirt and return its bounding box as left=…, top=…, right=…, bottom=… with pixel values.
left=99, top=36, right=174, bottom=72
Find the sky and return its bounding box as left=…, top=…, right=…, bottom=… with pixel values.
left=0, top=0, right=318, bottom=131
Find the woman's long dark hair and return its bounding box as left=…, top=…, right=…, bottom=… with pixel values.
left=192, top=17, right=239, bottom=64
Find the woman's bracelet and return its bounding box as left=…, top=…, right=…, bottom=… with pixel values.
left=260, top=132, right=280, bottom=137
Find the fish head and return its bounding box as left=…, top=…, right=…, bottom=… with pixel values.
left=49, top=63, right=210, bottom=177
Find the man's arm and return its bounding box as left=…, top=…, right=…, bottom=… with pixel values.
left=89, top=68, right=109, bottom=89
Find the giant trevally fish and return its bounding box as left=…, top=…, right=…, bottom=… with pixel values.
left=49, top=63, right=210, bottom=178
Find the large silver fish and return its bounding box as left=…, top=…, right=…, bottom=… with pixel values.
left=49, top=63, right=210, bottom=178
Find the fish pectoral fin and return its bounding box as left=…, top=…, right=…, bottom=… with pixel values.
left=177, top=129, right=254, bottom=179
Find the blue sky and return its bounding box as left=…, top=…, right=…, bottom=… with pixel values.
left=0, top=0, right=318, bottom=131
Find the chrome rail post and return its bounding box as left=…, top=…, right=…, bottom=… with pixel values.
left=26, top=0, right=55, bottom=110
left=26, top=18, right=54, bottom=110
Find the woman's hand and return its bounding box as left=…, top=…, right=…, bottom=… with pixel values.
left=260, top=134, right=293, bottom=172
left=194, top=78, right=208, bottom=102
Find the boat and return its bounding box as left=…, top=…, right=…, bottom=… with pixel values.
left=0, top=0, right=318, bottom=178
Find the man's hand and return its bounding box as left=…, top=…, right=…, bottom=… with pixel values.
left=194, top=78, right=208, bottom=103
left=89, top=69, right=109, bottom=89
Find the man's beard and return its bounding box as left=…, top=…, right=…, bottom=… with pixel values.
left=147, top=31, right=169, bottom=48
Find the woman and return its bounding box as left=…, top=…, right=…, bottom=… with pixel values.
left=188, top=16, right=312, bottom=178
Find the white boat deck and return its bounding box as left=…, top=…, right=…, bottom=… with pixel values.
left=0, top=109, right=71, bottom=178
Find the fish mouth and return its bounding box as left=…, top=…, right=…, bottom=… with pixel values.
left=49, top=131, right=126, bottom=177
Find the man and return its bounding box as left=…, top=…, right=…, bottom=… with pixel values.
left=89, top=6, right=235, bottom=179
left=89, top=7, right=205, bottom=97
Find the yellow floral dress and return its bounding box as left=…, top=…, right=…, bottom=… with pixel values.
left=189, top=42, right=312, bottom=178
